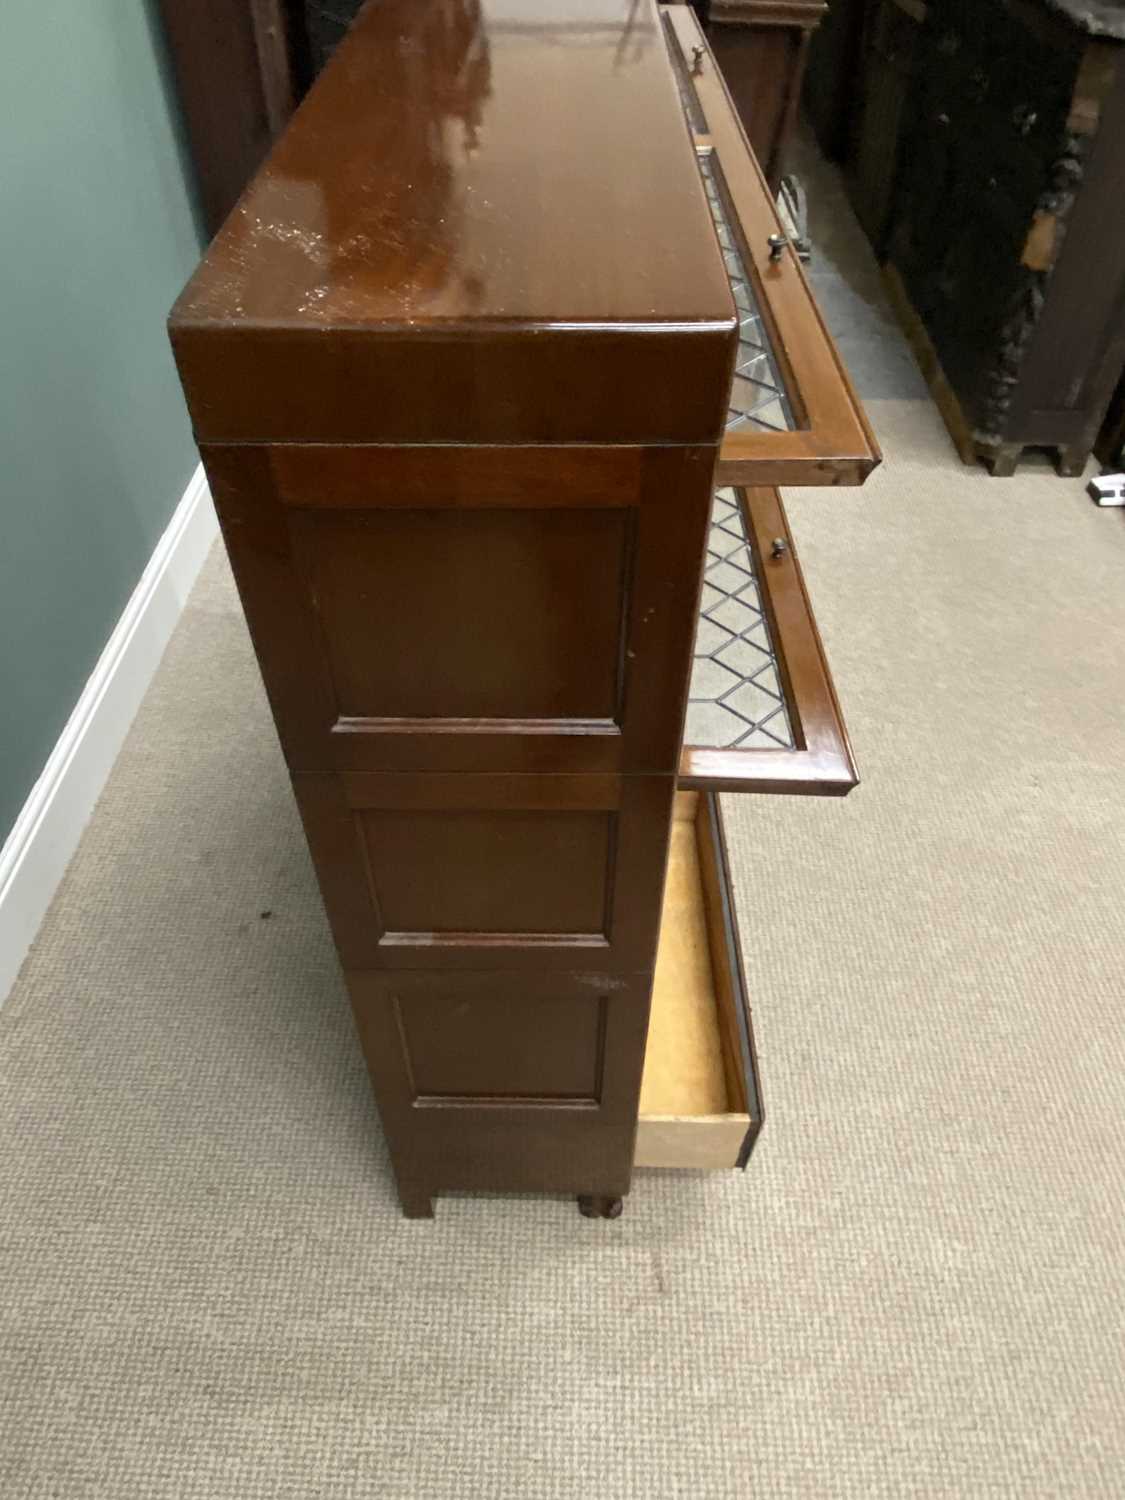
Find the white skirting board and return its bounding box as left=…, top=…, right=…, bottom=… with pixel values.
left=0, top=463, right=218, bottom=1005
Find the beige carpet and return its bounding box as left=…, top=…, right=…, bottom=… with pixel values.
left=3, top=147, right=1125, bottom=1496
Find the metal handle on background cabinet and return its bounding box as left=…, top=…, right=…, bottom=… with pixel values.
left=770, top=537, right=789, bottom=560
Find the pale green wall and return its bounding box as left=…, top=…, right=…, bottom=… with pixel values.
left=0, top=2, right=203, bottom=844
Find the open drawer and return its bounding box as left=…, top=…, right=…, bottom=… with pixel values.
left=678, top=485, right=857, bottom=795
left=661, top=4, right=880, bottom=489
left=637, top=790, right=762, bottom=1170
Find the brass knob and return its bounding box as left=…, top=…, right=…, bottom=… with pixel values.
left=770, top=537, right=788, bottom=560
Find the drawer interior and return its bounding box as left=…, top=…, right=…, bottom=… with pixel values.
left=635, top=790, right=762, bottom=1170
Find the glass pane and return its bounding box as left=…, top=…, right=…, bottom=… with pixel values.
left=685, top=489, right=795, bottom=751
left=697, top=154, right=795, bottom=436
left=661, top=11, right=708, bottom=134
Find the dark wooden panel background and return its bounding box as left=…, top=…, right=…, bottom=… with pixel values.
left=158, top=0, right=310, bottom=236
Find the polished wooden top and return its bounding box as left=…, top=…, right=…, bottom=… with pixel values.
left=172, top=0, right=733, bottom=333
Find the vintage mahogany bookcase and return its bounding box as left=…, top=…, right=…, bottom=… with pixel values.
left=170, top=0, right=877, bottom=1219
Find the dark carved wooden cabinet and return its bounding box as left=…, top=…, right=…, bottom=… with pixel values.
left=169, top=0, right=877, bottom=1219
left=853, top=0, right=1125, bottom=476
left=843, top=0, right=926, bottom=255
left=802, top=0, right=869, bottom=163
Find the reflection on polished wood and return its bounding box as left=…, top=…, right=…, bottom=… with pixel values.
left=171, top=0, right=737, bottom=446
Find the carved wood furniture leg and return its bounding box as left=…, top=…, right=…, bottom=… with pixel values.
left=986, top=444, right=1022, bottom=478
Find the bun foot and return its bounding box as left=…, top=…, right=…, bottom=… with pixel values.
left=578, top=1194, right=624, bottom=1219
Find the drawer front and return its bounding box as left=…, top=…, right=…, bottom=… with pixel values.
left=293, top=772, right=677, bottom=972
left=679, top=486, right=856, bottom=794
left=202, top=441, right=713, bottom=777
left=635, top=791, right=762, bottom=1170
left=662, top=5, right=880, bottom=488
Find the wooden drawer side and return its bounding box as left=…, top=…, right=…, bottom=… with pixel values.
left=635, top=791, right=763, bottom=1170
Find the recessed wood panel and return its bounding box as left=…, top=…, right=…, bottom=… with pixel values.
left=293, top=507, right=630, bottom=722
left=347, top=968, right=656, bottom=1205
left=395, top=987, right=606, bottom=1101
left=201, top=443, right=715, bottom=777
left=293, top=772, right=676, bottom=972
left=361, top=808, right=612, bottom=937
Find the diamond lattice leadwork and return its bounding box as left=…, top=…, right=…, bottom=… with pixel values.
left=685, top=489, right=794, bottom=750
left=698, top=154, right=794, bottom=436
